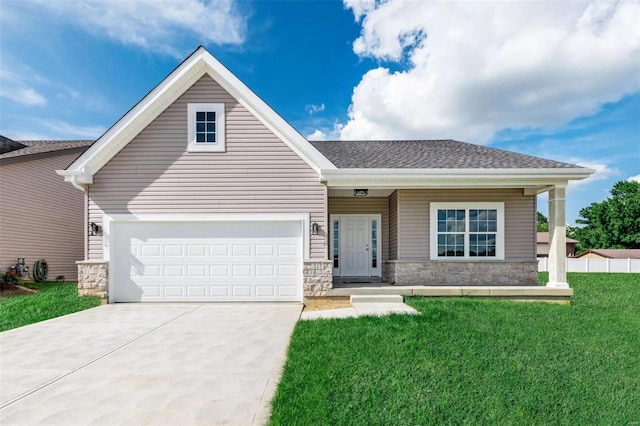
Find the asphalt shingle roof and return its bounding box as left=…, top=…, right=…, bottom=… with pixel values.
left=0, top=135, right=26, bottom=155
left=0, top=138, right=94, bottom=160
left=310, top=139, right=582, bottom=169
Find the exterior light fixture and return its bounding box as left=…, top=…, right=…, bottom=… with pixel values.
left=89, top=222, right=102, bottom=236
left=353, top=189, right=369, bottom=197
left=311, top=222, right=320, bottom=235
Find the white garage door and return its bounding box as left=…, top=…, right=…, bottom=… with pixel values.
left=112, top=221, right=302, bottom=302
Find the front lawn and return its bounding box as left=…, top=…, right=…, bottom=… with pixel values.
left=270, top=273, right=640, bottom=425
left=0, top=282, right=101, bottom=332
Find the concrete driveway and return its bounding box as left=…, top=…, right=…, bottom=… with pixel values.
left=0, top=303, right=301, bottom=425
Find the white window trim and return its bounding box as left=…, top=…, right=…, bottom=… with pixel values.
left=429, top=202, right=505, bottom=260
left=187, top=103, right=225, bottom=152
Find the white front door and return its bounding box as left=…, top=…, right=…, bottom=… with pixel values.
left=341, top=215, right=370, bottom=276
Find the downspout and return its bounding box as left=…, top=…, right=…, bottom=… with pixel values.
left=84, top=191, right=89, bottom=260
left=69, top=174, right=85, bottom=192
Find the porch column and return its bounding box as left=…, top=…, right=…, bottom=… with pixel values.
left=547, top=184, right=569, bottom=288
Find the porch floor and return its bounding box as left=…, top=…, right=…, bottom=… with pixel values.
left=328, top=283, right=573, bottom=304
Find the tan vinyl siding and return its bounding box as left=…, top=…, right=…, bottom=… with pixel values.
left=0, top=152, right=85, bottom=280
left=88, top=75, right=326, bottom=259
left=328, top=197, right=390, bottom=262
left=389, top=191, right=398, bottom=260
left=397, top=189, right=535, bottom=260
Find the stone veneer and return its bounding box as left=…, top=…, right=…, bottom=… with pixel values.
left=77, top=260, right=108, bottom=299
left=303, top=260, right=333, bottom=296
left=383, top=260, right=538, bottom=286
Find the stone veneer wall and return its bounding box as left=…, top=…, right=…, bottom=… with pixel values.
left=383, top=261, right=538, bottom=286
left=77, top=260, right=108, bottom=299
left=303, top=260, right=333, bottom=296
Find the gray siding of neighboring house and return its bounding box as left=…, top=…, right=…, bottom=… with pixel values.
left=397, top=189, right=536, bottom=260
left=389, top=191, right=398, bottom=260
left=87, top=75, right=327, bottom=260
left=0, top=151, right=85, bottom=280
left=328, top=197, right=390, bottom=262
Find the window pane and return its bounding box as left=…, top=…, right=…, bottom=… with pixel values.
left=207, top=123, right=215, bottom=132
left=456, top=221, right=465, bottom=232
left=196, top=123, right=205, bottom=132
left=196, top=111, right=205, bottom=121
left=438, top=220, right=447, bottom=232
left=206, top=112, right=216, bottom=121
left=206, top=133, right=215, bottom=143
left=488, top=210, right=497, bottom=220
left=488, top=219, right=497, bottom=232
left=196, top=133, right=205, bottom=142
left=456, top=210, right=465, bottom=220
left=438, top=210, right=446, bottom=221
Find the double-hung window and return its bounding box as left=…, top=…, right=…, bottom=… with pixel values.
left=429, top=202, right=504, bottom=260
left=187, top=103, right=225, bottom=152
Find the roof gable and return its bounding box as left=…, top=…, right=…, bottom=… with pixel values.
left=60, top=46, right=335, bottom=185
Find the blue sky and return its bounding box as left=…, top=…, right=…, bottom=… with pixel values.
left=1, top=0, right=638, bottom=224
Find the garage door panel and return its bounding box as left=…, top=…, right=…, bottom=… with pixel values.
left=113, top=221, right=302, bottom=302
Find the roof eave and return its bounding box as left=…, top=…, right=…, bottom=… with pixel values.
left=321, top=167, right=595, bottom=188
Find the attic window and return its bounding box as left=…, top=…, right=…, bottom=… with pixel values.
left=187, top=103, right=225, bottom=152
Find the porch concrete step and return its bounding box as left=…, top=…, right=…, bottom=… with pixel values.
left=350, top=294, right=404, bottom=304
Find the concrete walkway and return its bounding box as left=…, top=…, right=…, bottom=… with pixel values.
left=300, top=302, right=418, bottom=320
left=0, top=303, right=301, bottom=426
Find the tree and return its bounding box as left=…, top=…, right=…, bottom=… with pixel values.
left=537, top=212, right=549, bottom=232
left=573, top=180, right=640, bottom=250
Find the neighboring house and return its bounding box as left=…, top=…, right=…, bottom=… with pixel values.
left=57, top=47, right=593, bottom=303
left=536, top=232, right=578, bottom=257
left=574, top=249, right=640, bottom=259
left=0, top=136, right=93, bottom=281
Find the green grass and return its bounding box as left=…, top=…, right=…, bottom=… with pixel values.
left=270, top=273, right=640, bottom=425
left=0, top=282, right=101, bottom=332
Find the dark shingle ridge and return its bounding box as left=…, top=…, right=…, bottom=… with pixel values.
left=0, top=139, right=94, bottom=160
left=0, top=135, right=27, bottom=155
left=310, top=139, right=582, bottom=169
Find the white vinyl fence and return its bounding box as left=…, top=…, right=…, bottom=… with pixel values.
left=538, top=257, right=640, bottom=273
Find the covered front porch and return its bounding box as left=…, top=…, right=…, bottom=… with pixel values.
left=322, top=182, right=571, bottom=291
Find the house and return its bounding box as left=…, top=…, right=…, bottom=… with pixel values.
left=536, top=232, right=578, bottom=257
left=57, top=46, right=593, bottom=303
left=574, top=249, right=640, bottom=259
left=0, top=136, right=93, bottom=281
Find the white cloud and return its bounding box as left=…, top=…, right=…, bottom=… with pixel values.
left=0, top=68, right=47, bottom=106
left=307, top=129, right=327, bottom=141
left=306, top=121, right=344, bottom=141
left=305, top=103, right=326, bottom=114
left=343, top=0, right=377, bottom=21
left=39, top=120, right=106, bottom=139
left=1, top=86, right=47, bottom=106
left=340, top=0, right=640, bottom=143
left=566, top=159, right=619, bottom=190
left=628, top=175, right=640, bottom=183
left=26, top=0, right=246, bottom=56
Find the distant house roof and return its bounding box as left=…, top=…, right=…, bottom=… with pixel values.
left=310, top=140, right=582, bottom=169
left=0, top=135, right=27, bottom=155
left=537, top=232, right=578, bottom=244
left=0, top=137, right=94, bottom=161
left=575, top=249, right=640, bottom=259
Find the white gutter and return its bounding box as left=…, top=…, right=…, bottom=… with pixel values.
left=321, top=167, right=595, bottom=180
left=56, top=169, right=88, bottom=192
